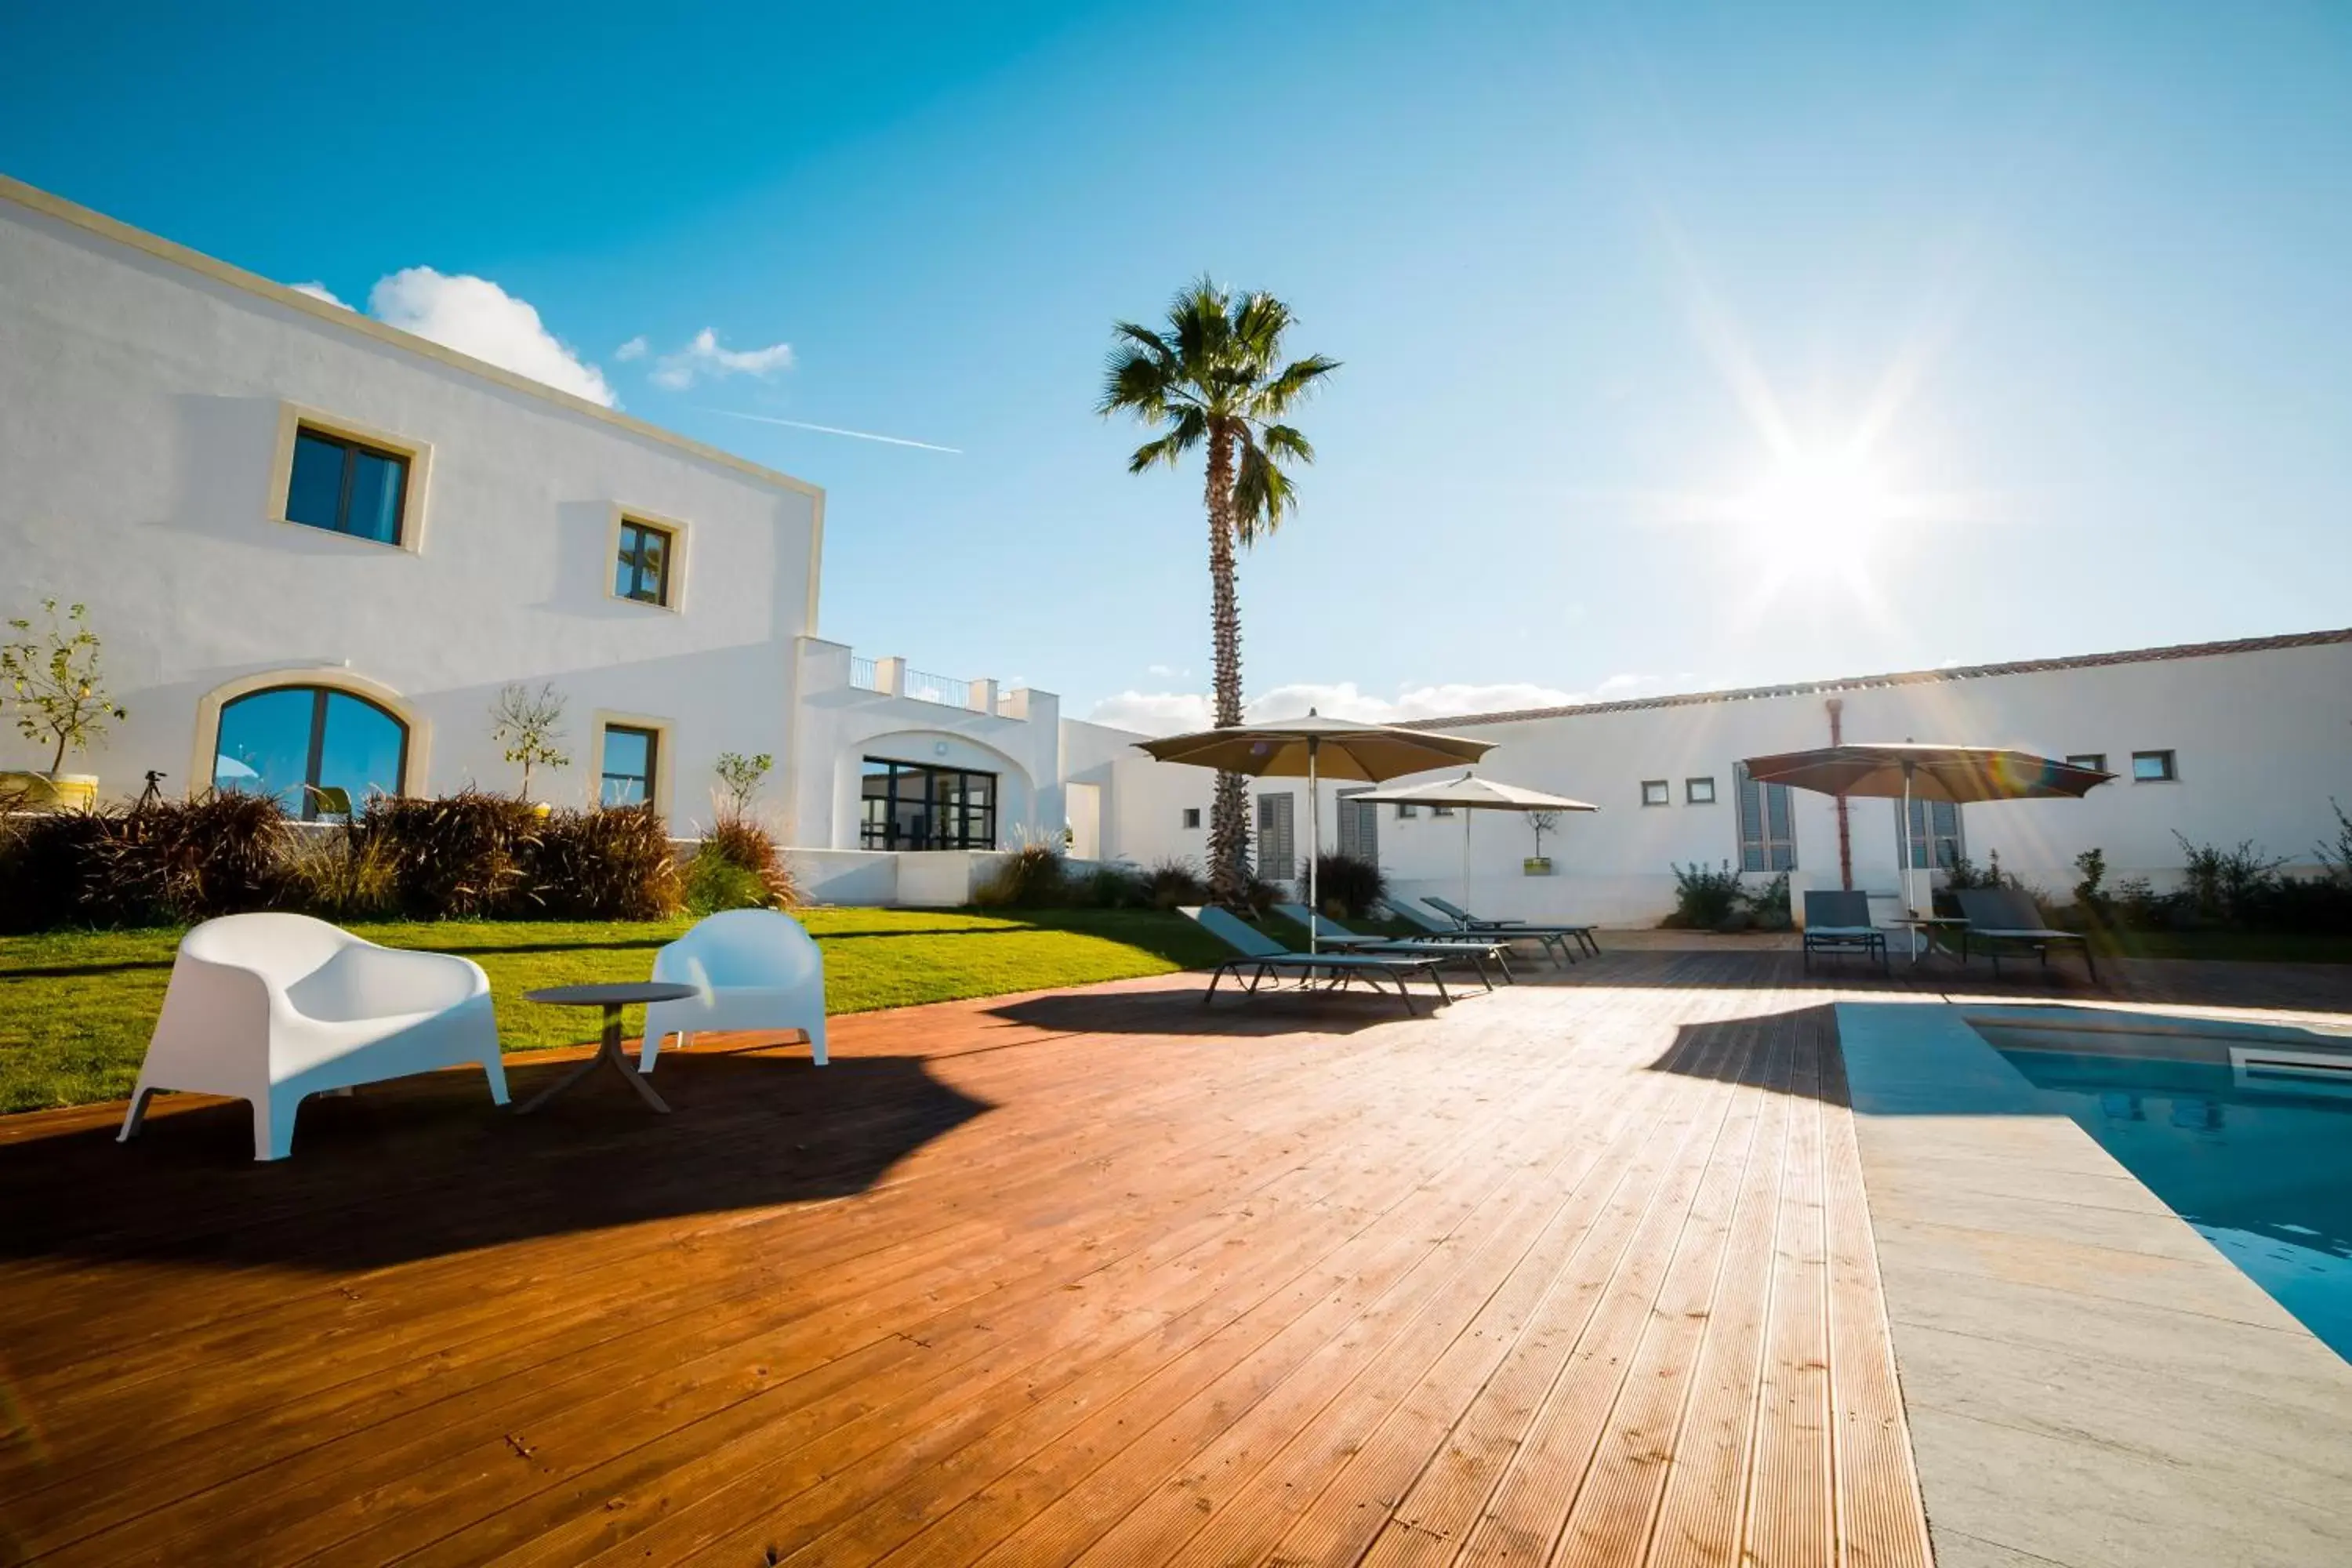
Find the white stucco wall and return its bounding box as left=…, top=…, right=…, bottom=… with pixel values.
left=1103, top=637, right=2352, bottom=927
left=789, top=638, right=1065, bottom=853
left=0, top=180, right=821, bottom=825
left=1060, top=717, right=1213, bottom=869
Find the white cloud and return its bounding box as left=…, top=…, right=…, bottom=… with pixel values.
left=1087, top=675, right=1686, bottom=737
left=644, top=328, right=795, bottom=390
left=289, top=280, right=350, bottom=308
left=614, top=335, right=650, bottom=361
left=367, top=267, right=615, bottom=407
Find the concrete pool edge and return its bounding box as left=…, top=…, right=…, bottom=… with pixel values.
left=1835, top=1001, right=2352, bottom=1568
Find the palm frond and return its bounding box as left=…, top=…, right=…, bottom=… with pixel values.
left=1127, top=405, right=1208, bottom=472
left=1231, top=434, right=1299, bottom=544
left=1247, top=354, right=1341, bottom=419
left=1258, top=423, right=1314, bottom=464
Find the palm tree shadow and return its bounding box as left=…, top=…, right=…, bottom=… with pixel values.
left=0, top=1051, right=992, bottom=1273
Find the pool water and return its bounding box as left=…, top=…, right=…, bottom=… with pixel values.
left=1977, top=1029, right=2352, bottom=1362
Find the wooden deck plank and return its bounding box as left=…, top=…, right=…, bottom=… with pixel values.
left=2, top=948, right=2284, bottom=1566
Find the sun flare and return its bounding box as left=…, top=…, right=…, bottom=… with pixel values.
left=1738, top=448, right=1892, bottom=542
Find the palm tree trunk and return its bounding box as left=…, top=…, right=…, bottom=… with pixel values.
left=1204, top=420, right=1250, bottom=906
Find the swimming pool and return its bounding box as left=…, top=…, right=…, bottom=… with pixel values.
left=1973, top=1018, right=2352, bottom=1362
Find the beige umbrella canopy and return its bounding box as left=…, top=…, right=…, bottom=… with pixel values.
left=1352, top=771, right=1600, bottom=909
left=1134, top=712, right=1495, bottom=948
left=1741, top=743, right=2114, bottom=915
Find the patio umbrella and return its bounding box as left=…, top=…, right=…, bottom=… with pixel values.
left=1133, top=713, right=1495, bottom=949
left=1351, top=771, right=1600, bottom=912
left=1740, top=743, right=2114, bottom=917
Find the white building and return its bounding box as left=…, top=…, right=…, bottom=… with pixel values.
left=5, top=173, right=2347, bottom=923
left=1092, top=631, right=2352, bottom=925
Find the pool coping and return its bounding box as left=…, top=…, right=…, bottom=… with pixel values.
left=1836, top=1001, right=2352, bottom=1568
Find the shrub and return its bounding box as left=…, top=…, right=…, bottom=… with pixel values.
left=1308, top=851, right=1386, bottom=919
left=2071, top=848, right=2107, bottom=913
left=975, top=837, right=1068, bottom=908
left=350, top=789, right=539, bottom=919
left=1142, top=856, right=1210, bottom=910
left=525, top=804, right=681, bottom=920
left=281, top=818, right=401, bottom=922
left=1065, top=861, right=1147, bottom=909
left=0, top=807, right=110, bottom=931
left=2172, top=833, right=2285, bottom=927
left=699, top=815, right=799, bottom=909
left=85, top=793, right=292, bottom=925
left=684, top=850, right=774, bottom=915
left=1664, top=861, right=1744, bottom=930
left=1748, top=870, right=1791, bottom=932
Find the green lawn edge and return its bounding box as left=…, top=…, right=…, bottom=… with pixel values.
left=0, top=908, right=1231, bottom=1116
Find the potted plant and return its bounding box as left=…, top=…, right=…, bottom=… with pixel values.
left=2, top=599, right=125, bottom=811
left=489, top=682, right=569, bottom=815
left=1523, top=809, right=1559, bottom=876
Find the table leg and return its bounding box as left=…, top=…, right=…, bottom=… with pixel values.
left=606, top=1007, right=670, bottom=1112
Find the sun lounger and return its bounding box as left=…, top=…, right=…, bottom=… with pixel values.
left=1955, top=888, right=2097, bottom=981
left=1421, top=895, right=1601, bottom=959
left=1272, top=904, right=1512, bottom=987
left=1801, top=890, right=1886, bottom=973
left=1380, top=897, right=1574, bottom=966
left=1182, top=906, right=1455, bottom=1014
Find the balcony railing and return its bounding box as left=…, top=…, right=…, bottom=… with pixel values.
left=902, top=668, right=971, bottom=709
left=849, top=655, right=880, bottom=691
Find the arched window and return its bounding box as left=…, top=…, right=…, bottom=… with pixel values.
left=214, top=686, right=408, bottom=818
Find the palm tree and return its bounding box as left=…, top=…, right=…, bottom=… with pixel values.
left=1100, top=278, right=1338, bottom=904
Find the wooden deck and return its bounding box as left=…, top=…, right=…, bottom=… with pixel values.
left=4, top=946, right=2346, bottom=1566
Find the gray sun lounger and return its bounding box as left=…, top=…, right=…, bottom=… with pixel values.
left=1378, top=898, right=1573, bottom=967
left=1801, top=890, right=1886, bottom=973
left=1421, top=896, right=1601, bottom=960
left=1273, top=904, right=1512, bottom=988
left=1182, top=906, right=1455, bottom=1014
left=1955, top=888, right=2097, bottom=981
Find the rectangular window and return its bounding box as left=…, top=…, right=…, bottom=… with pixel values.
left=285, top=426, right=409, bottom=544
left=1181, top=807, right=1201, bottom=829
left=1256, top=791, right=1296, bottom=880
left=614, top=519, right=676, bottom=605
left=1396, top=802, right=1418, bottom=819
left=2067, top=753, right=2107, bottom=774
left=1432, top=804, right=1455, bottom=818
left=600, top=724, right=659, bottom=807
left=1734, top=762, right=1796, bottom=872
left=1686, top=777, right=1716, bottom=805
left=1900, top=797, right=1964, bottom=870
left=858, top=758, right=998, bottom=849
left=1641, top=779, right=1671, bottom=807
left=2132, top=750, right=2178, bottom=783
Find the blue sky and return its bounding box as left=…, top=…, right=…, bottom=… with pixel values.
left=6, top=2, right=2349, bottom=731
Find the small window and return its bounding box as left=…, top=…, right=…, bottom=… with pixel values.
left=2132, top=750, right=2177, bottom=783
left=1641, top=779, right=1671, bottom=807
left=1181, top=807, right=1200, bottom=829
left=2067, top=753, right=2107, bottom=774
left=1396, top=802, right=1418, bottom=819
left=1431, top=804, right=1455, bottom=818
left=1686, top=777, right=1716, bottom=805
left=286, top=426, right=408, bottom=544
left=601, top=724, right=659, bottom=807
left=615, top=519, right=676, bottom=606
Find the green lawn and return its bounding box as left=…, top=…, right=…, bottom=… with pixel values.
left=0, top=908, right=1229, bottom=1115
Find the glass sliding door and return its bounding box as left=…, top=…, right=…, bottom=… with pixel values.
left=859, top=758, right=999, bottom=849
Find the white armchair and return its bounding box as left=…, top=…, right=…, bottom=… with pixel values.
left=641, top=909, right=828, bottom=1073
left=118, top=913, right=509, bottom=1161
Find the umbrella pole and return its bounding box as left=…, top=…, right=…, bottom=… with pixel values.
left=1307, top=739, right=1319, bottom=953
left=1901, top=766, right=1918, bottom=957
left=1461, top=810, right=1472, bottom=913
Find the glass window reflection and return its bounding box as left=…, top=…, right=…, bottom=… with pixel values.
left=214, top=686, right=408, bottom=818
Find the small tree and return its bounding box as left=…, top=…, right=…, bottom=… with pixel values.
left=488, top=683, right=569, bottom=799
left=1526, top=809, right=1561, bottom=862
left=713, top=750, right=773, bottom=821
left=2, top=599, right=125, bottom=774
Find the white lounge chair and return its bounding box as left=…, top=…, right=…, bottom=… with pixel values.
left=118, top=913, right=507, bottom=1161
left=640, top=909, right=829, bottom=1073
